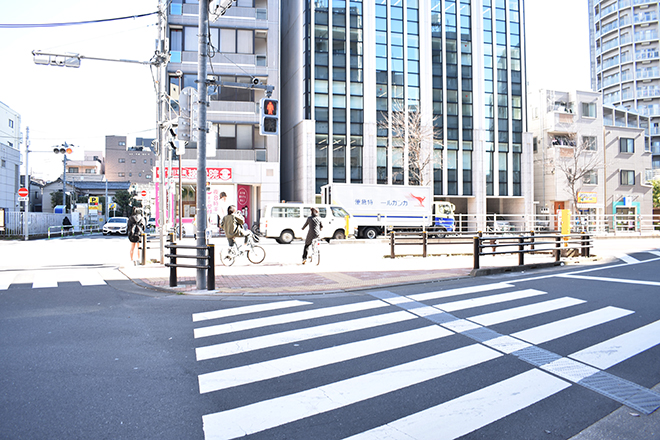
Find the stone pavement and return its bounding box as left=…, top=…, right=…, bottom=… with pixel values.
left=119, top=236, right=660, bottom=296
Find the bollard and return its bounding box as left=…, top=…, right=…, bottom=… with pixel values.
left=207, top=244, right=215, bottom=290
left=390, top=231, right=395, bottom=259
left=140, top=233, right=147, bottom=266
left=473, top=235, right=480, bottom=270
left=518, top=236, right=524, bottom=266
left=169, top=245, right=177, bottom=288
left=422, top=231, right=428, bottom=258
left=555, top=236, right=561, bottom=262
left=530, top=230, right=535, bottom=251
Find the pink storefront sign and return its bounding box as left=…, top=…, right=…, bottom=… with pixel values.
left=155, top=167, right=232, bottom=181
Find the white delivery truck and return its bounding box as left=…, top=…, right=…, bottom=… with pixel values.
left=321, top=183, right=455, bottom=239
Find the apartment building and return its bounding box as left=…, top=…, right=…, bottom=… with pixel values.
left=588, top=0, right=660, bottom=171
left=280, top=0, right=533, bottom=230
left=104, top=135, right=156, bottom=184
left=165, top=0, right=280, bottom=228
left=529, top=89, right=652, bottom=230
left=0, top=101, right=21, bottom=212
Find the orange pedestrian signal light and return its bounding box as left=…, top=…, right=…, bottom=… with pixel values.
left=260, top=98, right=279, bottom=136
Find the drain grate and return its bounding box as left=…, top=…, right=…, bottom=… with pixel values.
left=579, top=371, right=660, bottom=415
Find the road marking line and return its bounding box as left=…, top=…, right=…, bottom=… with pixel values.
left=198, top=325, right=452, bottom=393
left=569, top=318, right=660, bottom=370
left=194, top=300, right=389, bottom=339
left=343, top=369, right=570, bottom=440
left=512, top=306, right=634, bottom=345
left=615, top=253, right=640, bottom=264
left=408, top=282, right=513, bottom=302
left=192, top=300, right=312, bottom=322
left=468, top=297, right=586, bottom=326
left=196, top=310, right=417, bottom=361
left=433, top=289, right=547, bottom=312
left=558, top=273, right=660, bottom=287
left=0, top=273, right=16, bottom=290
left=31, top=270, right=59, bottom=288
left=201, top=344, right=501, bottom=440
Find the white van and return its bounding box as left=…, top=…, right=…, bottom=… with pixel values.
left=259, top=203, right=354, bottom=244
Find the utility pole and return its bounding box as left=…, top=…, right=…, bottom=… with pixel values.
left=24, top=127, right=30, bottom=241
left=196, top=0, right=209, bottom=290
left=157, top=0, right=168, bottom=263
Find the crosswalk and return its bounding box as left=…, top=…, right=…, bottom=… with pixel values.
left=192, top=279, right=660, bottom=440
left=0, top=268, right=116, bottom=289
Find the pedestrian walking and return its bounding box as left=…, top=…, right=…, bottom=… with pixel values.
left=127, top=207, right=145, bottom=264
left=302, top=207, right=323, bottom=264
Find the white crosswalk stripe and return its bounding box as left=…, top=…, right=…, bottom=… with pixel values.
left=193, top=277, right=660, bottom=439
left=0, top=268, right=110, bottom=289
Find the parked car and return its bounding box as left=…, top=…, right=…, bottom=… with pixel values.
left=486, top=215, right=513, bottom=232
left=147, top=217, right=157, bottom=233
left=103, top=217, right=129, bottom=235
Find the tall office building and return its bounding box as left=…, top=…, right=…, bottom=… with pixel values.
left=281, top=0, right=533, bottom=227
left=588, top=0, right=660, bottom=170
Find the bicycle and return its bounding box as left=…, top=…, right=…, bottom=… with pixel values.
left=306, top=238, right=322, bottom=266
left=219, top=232, right=266, bottom=266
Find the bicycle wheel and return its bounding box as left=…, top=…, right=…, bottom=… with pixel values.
left=247, top=245, right=266, bottom=264
left=219, top=247, right=236, bottom=266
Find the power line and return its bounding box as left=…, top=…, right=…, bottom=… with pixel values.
left=0, top=11, right=158, bottom=29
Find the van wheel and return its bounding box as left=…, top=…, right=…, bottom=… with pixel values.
left=363, top=227, right=378, bottom=240
left=332, top=230, right=346, bottom=240
left=279, top=230, right=294, bottom=244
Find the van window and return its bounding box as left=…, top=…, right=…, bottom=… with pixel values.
left=272, top=207, right=300, bottom=218
left=331, top=207, right=349, bottom=217
left=303, top=207, right=327, bottom=217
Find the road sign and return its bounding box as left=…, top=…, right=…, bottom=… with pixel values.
left=18, top=188, right=29, bottom=198
left=141, top=190, right=147, bottom=197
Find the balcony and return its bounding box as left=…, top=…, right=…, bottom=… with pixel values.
left=636, top=49, right=660, bottom=61
left=637, top=86, right=660, bottom=98
left=635, top=29, right=659, bottom=43
left=634, top=11, right=658, bottom=23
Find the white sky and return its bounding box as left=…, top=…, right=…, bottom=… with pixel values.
left=1, top=0, right=592, bottom=181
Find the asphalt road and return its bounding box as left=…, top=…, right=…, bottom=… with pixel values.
left=1, top=237, right=660, bottom=439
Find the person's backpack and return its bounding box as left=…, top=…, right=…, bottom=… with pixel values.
left=130, top=218, right=143, bottom=238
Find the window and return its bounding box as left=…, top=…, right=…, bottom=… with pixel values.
left=118, top=158, right=126, bottom=163
left=619, top=138, right=634, bottom=153
left=131, top=159, right=137, bottom=163
left=581, top=102, right=596, bottom=118
left=119, top=141, right=126, bottom=146
left=583, top=136, right=597, bottom=151
left=272, top=206, right=300, bottom=218
left=144, top=159, right=147, bottom=164
left=583, top=170, right=598, bottom=185
left=620, top=170, right=635, bottom=185
left=8, top=119, right=14, bottom=128
left=118, top=172, right=125, bottom=177
left=146, top=174, right=152, bottom=179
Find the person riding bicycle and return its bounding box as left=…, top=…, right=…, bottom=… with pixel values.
left=302, top=207, right=323, bottom=264
left=221, top=205, right=249, bottom=249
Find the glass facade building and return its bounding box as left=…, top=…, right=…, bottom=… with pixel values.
left=281, top=0, right=533, bottom=225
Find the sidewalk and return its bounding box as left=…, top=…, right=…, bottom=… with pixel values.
left=119, top=236, right=660, bottom=296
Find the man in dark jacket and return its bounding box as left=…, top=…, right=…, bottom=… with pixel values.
left=301, top=207, right=323, bottom=264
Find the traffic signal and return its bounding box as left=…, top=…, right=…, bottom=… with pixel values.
left=53, top=143, right=73, bottom=154
left=178, top=88, right=192, bottom=142
left=260, top=98, right=279, bottom=136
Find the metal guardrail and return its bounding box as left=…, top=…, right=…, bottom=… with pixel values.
left=473, top=232, right=593, bottom=270
left=388, top=230, right=593, bottom=271
left=164, top=233, right=215, bottom=290
left=47, top=225, right=75, bottom=239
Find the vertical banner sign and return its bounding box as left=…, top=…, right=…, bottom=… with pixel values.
left=207, top=186, right=221, bottom=227
left=237, top=185, right=251, bottom=228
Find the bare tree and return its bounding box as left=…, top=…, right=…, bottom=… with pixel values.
left=554, top=134, right=603, bottom=214
left=378, top=105, right=441, bottom=186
